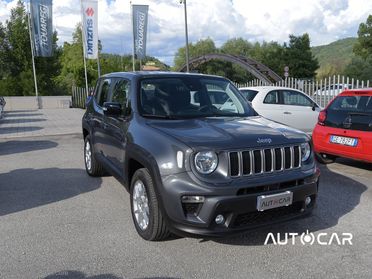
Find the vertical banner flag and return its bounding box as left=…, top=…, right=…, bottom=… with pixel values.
left=81, top=0, right=98, bottom=59
left=30, top=0, right=53, bottom=57
left=132, top=5, right=149, bottom=60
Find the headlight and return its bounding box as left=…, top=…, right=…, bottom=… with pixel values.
left=194, top=151, right=218, bottom=174
left=301, top=142, right=311, bottom=162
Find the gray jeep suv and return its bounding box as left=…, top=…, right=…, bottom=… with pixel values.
left=82, top=72, right=320, bottom=241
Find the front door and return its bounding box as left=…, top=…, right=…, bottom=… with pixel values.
left=255, top=90, right=286, bottom=125
left=102, top=78, right=131, bottom=173
left=280, top=89, right=320, bottom=133
left=92, top=78, right=112, bottom=156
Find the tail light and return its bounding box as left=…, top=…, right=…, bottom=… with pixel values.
left=318, top=110, right=327, bottom=125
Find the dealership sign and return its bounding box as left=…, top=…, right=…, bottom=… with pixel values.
left=81, top=0, right=98, bottom=59
left=264, top=230, right=353, bottom=246
left=30, top=0, right=53, bottom=57
left=132, top=5, right=149, bottom=60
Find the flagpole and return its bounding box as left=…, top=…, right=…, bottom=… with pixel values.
left=27, top=1, right=40, bottom=109
left=80, top=1, right=89, bottom=95
left=97, top=38, right=101, bottom=78
left=130, top=1, right=135, bottom=71
left=97, top=54, right=101, bottom=77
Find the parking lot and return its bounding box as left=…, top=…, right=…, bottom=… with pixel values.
left=1, top=110, right=372, bottom=279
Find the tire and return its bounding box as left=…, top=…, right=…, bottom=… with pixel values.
left=130, top=168, right=170, bottom=241
left=315, top=152, right=336, bottom=164
left=84, top=135, right=105, bottom=176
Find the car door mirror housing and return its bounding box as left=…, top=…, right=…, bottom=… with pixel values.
left=103, top=102, right=122, bottom=116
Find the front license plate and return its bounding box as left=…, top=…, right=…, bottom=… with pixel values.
left=257, top=191, right=293, bottom=211
left=330, top=135, right=358, bottom=147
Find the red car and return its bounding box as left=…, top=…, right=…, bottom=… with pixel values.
left=312, top=89, right=372, bottom=164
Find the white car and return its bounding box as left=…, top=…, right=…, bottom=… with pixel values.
left=239, top=86, right=322, bottom=134
left=313, top=84, right=351, bottom=96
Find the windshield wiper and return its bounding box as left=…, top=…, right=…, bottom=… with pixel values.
left=141, top=114, right=179, bottom=119
left=205, top=112, right=246, bottom=117
left=348, top=112, right=372, bottom=116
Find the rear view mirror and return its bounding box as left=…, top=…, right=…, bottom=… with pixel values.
left=103, top=102, right=122, bottom=116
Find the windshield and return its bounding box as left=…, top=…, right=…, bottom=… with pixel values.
left=240, top=89, right=259, bottom=101
left=139, top=76, right=256, bottom=119
left=328, top=95, right=372, bottom=113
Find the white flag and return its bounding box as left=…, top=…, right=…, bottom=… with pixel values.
left=81, top=0, right=98, bottom=59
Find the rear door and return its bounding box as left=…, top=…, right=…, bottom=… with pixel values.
left=102, top=78, right=131, bottom=173
left=279, top=89, right=320, bottom=133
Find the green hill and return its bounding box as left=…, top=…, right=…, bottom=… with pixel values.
left=311, top=37, right=357, bottom=78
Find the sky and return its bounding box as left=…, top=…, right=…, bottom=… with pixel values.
left=0, top=0, right=371, bottom=66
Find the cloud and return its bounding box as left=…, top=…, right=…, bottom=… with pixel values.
left=0, top=0, right=371, bottom=66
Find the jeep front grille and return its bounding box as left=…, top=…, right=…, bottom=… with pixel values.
left=228, top=146, right=301, bottom=177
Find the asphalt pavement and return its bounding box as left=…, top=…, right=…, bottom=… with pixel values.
left=0, top=110, right=371, bottom=279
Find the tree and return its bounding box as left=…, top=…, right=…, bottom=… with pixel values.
left=221, top=38, right=253, bottom=57
left=257, top=41, right=286, bottom=77
left=344, top=15, right=372, bottom=81
left=353, top=15, right=372, bottom=59
left=284, top=34, right=319, bottom=79
left=0, top=0, right=33, bottom=96
left=0, top=0, right=62, bottom=96
left=56, top=24, right=95, bottom=89
left=344, top=55, right=372, bottom=81
left=173, top=38, right=217, bottom=70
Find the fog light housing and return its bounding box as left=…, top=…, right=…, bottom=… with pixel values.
left=181, top=196, right=205, bottom=203
left=215, top=214, right=225, bottom=225
left=181, top=196, right=205, bottom=217
left=305, top=196, right=312, bottom=206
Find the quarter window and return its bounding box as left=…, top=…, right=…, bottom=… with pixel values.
left=97, top=79, right=111, bottom=107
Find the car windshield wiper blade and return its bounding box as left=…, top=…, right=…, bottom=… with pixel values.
left=141, top=114, right=179, bottom=119
left=348, top=112, right=372, bottom=116
left=205, top=112, right=245, bottom=117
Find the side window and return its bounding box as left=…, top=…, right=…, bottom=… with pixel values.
left=282, top=90, right=312, bottom=106
left=96, top=79, right=111, bottom=107
left=111, top=79, right=130, bottom=108
left=264, top=91, right=279, bottom=104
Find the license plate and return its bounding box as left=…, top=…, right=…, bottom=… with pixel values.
left=257, top=191, right=293, bottom=211
left=330, top=135, right=358, bottom=147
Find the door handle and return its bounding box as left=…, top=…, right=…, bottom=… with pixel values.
left=283, top=111, right=292, bottom=115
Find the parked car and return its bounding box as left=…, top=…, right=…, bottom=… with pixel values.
left=313, top=84, right=352, bottom=96
left=312, top=89, right=372, bottom=164
left=82, top=72, right=320, bottom=241
left=239, top=86, right=321, bottom=134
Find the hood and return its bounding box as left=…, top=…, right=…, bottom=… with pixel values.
left=147, top=116, right=308, bottom=150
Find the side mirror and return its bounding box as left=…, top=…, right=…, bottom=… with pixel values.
left=103, top=102, right=122, bottom=116
left=312, top=103, right=317, bottom=111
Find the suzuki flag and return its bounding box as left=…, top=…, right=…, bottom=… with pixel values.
left=81, top=0, right=98, bottom=59
left=132, top=5, right=149, bottom=60
left=30, top=0, right=53, bottom=57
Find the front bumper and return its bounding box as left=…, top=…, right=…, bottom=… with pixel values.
left=159, top=168, right=320, bottom=238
